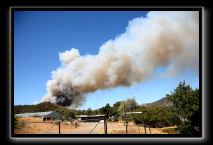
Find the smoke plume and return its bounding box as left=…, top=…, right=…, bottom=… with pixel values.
left=41, top=11, right=199, bottom=107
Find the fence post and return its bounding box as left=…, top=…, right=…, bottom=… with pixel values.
left=124, top=102, right=128, bottom=134
left=125, top=121, right=128, bottom=134
left=144, top=125, right=147, bottom=134
left=59, top=121, right=61, bottom=134
left=138, top=126, right=140, bottom=134
left=104, top=118, right=107, bottom=134
left=149, top=126, right=151, bottom=134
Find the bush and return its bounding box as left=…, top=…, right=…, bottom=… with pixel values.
left=55, top=108, right=77, bottom=121
left=133, top=106, right=176, bottom=128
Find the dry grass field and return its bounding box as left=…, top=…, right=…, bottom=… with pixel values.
left=14, top=117, right=176, bottom=134
left=106, top=122, right=176, bottom=134
left=15, top=117, right=80, bottom=134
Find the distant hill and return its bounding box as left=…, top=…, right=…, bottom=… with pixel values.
left=151, top=96, right=173, bottom=106
left=142, top=96, right=173, bottom=107
left=14, top=102, right=63, bottom=114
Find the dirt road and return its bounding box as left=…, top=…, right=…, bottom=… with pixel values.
left=62, top=122, right=104, bottom=134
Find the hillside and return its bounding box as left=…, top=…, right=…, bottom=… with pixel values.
left=142, top=96, right=173, bottom=107
left=14, top=102, right=63, bottom=114
left=151, top=96, right=173, bottom=107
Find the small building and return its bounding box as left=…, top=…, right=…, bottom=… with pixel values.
left=15, top=111, right=61, bottom=121
left=77, top=115, right=105, bottom=122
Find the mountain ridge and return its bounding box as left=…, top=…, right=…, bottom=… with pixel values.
left=141, top=96, right=173, bottom=107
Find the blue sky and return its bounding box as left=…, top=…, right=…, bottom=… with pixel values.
left=14, top=11, right=199, bottom=109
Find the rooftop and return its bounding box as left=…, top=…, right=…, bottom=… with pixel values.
left=15, top=111, right=54, bottom=117
left=78, top=114, right=105, bottom=118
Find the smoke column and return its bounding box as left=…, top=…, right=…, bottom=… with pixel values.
left=42, top=11, right=199, bottom=107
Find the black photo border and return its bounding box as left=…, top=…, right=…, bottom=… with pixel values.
left=0, top=1, right=210, bottom=144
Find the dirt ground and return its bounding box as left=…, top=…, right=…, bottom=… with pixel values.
left=15, top=117, right=83, bottom=134
left=106, top=122, right=176, bottom=134
left=14, top=117, right=176, bottom=134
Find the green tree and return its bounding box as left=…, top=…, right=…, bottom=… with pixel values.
left=167, top=81, right=200, bottom=134
left=118, top=97, right=138, bottom=114
left=126, top=97, right=138, bottom=113
left=111, top=101, right=121, bottom=116
left=99, top=103, right=113, bottom=118
left=55, top=108, right=76, bottom=120
left=118, top=101, right=127, bottom=114
left=87, top=108, right=92, bottom=115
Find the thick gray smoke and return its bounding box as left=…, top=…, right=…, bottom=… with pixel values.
left=41, top=11, right=199, bottom=107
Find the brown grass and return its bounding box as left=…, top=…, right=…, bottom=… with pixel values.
left=107, top=122, right=163, bottom=134
left=14, top=117, right=177, bottom=134
left=15, top=117, right=78, bottom=134
left=17, top=117, right=43, bottom=122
